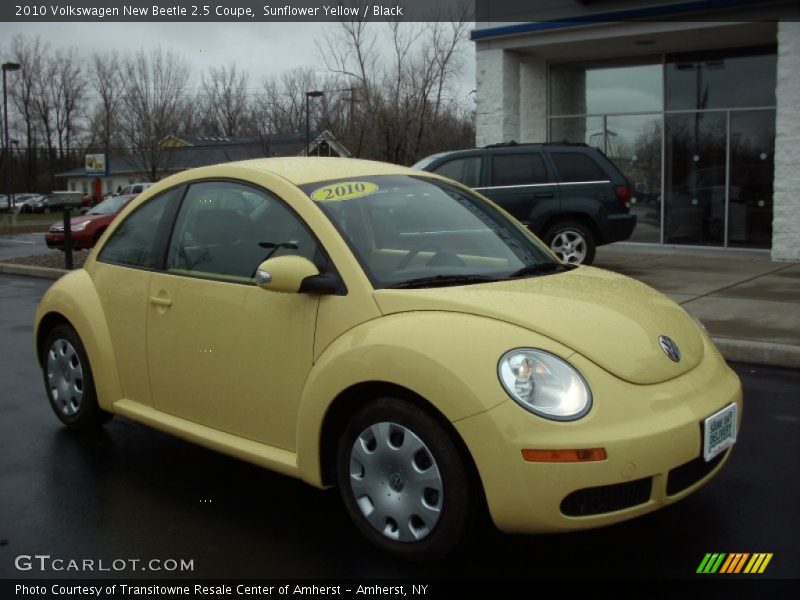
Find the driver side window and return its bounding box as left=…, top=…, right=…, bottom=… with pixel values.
left=167, top=182, right=318, bottom=284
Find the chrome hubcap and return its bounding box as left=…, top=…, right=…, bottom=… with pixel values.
left=46, top=339, right=84, bottom=417
left=551, top=230, right=587, bottom=264
left=349, top=422, right=443, bottom=542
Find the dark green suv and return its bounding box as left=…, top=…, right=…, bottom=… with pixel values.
left=413, top=143, right=636, bottom=264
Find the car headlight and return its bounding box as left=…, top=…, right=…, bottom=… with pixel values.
left=71, top=221, right=89, bottom=231
left=498, top=349, right=592, bottom=420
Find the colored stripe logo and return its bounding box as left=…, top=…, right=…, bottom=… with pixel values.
left=697, top=553, right=773, bottom=574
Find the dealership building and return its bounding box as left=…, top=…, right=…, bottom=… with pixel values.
left=472, top=0, right=799, bottom=260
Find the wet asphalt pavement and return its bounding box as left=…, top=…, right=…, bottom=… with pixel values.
left=0, top=233, right=52, bottom=260
left=0, top=273, right=798, bottom=580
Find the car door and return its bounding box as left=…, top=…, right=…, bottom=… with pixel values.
left=146, top=181, right=320, bottom=451
left=478, top=150, right=560, bottom=233
left=545, top=149, right=612, bottom=221
left=92, top=186, right=183, bottom=408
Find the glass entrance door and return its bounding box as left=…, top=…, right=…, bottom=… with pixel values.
left=665, top=111, right=727, bottom=245
left=728, top=110, right=775, bottom=248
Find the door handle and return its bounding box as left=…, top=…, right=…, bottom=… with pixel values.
left=149, top=295, right=172, bottom=307
left=533, top=192, right=554, bottom=198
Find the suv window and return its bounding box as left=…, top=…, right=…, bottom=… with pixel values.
left=432, top=157, right=482, bottom=187
left=491, top=154, right=550, bottom=186
left=550, top=153, right=607, bottom=182
left=167, top=181, right=318, bottom=283
left=98, top=188, right=179, bottom=269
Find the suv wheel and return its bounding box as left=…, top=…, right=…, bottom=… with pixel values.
left=337, top=398, right=475, bottom=561
left=544, top=221, right=596, bottom=265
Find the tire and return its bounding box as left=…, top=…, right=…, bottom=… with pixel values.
left=42, top=325, right=112, bottom=430
left=337, top=398, right=476, bottom=561
left=543, top=220, right=596, bottom=265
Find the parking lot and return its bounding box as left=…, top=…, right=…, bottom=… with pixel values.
left=0, top=273, right=798, bottom=580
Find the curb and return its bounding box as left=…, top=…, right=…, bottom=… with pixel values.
left=712, top=338, right=800, bottom=370
left=1, top=262, right=797, bottom=369
left=0, top=262, right=67, bottom=280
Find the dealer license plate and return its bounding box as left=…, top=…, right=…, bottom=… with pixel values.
left=703, top=403, right=737, bottom=462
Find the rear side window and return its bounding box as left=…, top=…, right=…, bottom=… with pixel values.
left=433, top=157, right=482, bottom=187
left=98, top=188, right=180, bottom=269
left=491, top=154, right=549, bottom=186
left=550, top=153, right=607, bottom=182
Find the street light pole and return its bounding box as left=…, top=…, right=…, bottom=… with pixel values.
left=305, top=90, right=323, bottom=157
left=3, top=62, right=21, bottom=210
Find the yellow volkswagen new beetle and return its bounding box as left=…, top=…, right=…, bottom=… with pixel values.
left=35, top=158, right=741, bottom=559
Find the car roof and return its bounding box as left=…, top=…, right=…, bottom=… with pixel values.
left=229, top=157, right=419, bottom=185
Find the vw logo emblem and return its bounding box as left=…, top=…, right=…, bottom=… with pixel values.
left=658, top=335, right=681, bottom=362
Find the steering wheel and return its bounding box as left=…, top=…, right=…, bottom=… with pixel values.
left=396, top=243, right=464, bottom=270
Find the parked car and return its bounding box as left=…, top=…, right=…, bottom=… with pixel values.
left=17, top=194, right=46, bottom=213
left=44, top=194, right=134, bottom=250
left=35, top=158, right=741, bottom=560
left=116, top=182, right=154, bottom=198
left=0, top=194, right=9, bottom=213
left=413, top=142, right=637, bottom=264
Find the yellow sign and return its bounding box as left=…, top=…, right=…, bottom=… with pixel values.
left=311, top=181, right=378, bottom=202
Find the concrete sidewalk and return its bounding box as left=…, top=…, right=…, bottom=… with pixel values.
left=596, top=244, right=800, bottom=368
left=1, top=243, right=798, bottom=368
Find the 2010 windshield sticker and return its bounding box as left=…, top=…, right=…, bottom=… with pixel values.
left=311, top=181, right=378, bottom=202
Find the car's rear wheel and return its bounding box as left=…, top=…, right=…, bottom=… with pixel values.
left=42, top=325, right=111, bottom=429
left=544, top=221, right=596, bottom=265
left=337, top=398, right=475, bottom=561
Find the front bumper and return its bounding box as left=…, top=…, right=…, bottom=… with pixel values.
left=455, top=336, right=742, bottom=534
left=45, top=232, right=91, bottom=249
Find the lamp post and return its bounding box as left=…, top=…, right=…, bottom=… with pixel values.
left=305, top=90, right=323, bottom=157
left=3, top=62, right=21, bottom=210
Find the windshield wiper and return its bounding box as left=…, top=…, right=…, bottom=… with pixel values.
left=385, top=274, right=502, bottom=289
left=508, top=262, right=572, bottom=278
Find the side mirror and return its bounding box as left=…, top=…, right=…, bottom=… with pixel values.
left=255, top=255, right=342, bottom=295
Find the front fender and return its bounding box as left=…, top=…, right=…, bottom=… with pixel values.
left=35, top=270, right=121, bottom=411
left=294, top=311, right=575, bottom=486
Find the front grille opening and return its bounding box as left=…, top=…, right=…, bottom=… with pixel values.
left=560, top=477, right=653, bottom=517
left=666, top=449, right=728, bottom=496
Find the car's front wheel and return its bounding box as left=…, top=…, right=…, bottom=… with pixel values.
left=543, top=220, right=596, bottom=265
left=42, top=324, right=112, bottom=429
left=337, top=398, right=476, bottom=561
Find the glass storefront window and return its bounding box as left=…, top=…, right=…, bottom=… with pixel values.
left=550, top=57, right=662, bottom=116
left=666, top=46, right=776, bottom=111
left=664, top=111, right=727, bottom=246
left=606, top=115, right=662, bottom=243
left=728, top=110, right=775, bottom=248
left=550, top=116, right=604, bottom=148
left=547, top=46, right=776, bottom=249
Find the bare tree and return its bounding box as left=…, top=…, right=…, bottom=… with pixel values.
left=118, top=47, right=191, bottom=181
left=8, top=35, right=47, bottom=189
left=88, top=51, right=124, bottom=154
left=315, top=13, right=473, bottom=164
left=198, top=63, right=250, bottom=136
left=51, top=48, right=86, bottom=158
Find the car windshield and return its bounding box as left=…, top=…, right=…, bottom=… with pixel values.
left=87, top=196, right=129, bottom=215
left=302, top=175, right=562, bottom=289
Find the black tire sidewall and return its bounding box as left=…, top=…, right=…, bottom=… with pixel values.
left=545, top=221, right=596, bottom=265
left=336, top=398, right=475, bottom=561
left=42, top=324, right=109, bottom=429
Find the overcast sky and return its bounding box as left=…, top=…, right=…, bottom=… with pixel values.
left=0, top=21, right=476, bottom=103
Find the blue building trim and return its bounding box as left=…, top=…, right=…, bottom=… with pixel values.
left=470, top=0, right=779, bottom=41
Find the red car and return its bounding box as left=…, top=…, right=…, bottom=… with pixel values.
left=45, top=195, right=134, bottom=250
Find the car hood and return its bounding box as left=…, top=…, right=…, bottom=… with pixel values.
left=49, top=214, right=111, bottom=229
left=372, top=266, right=704, bottom=385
